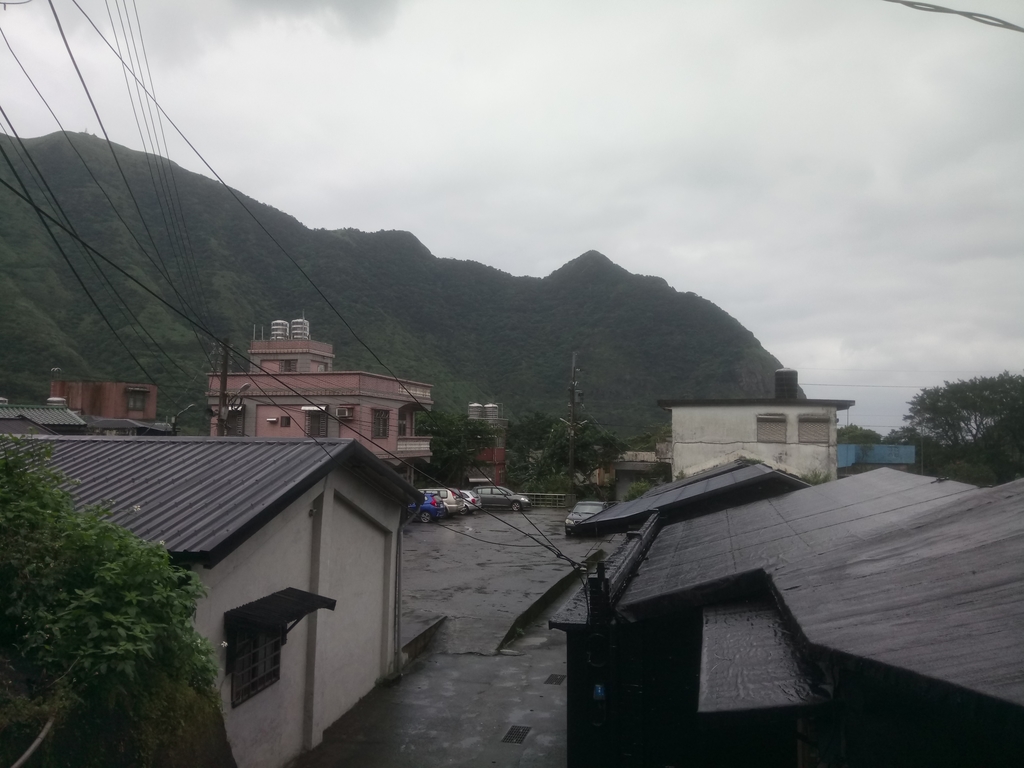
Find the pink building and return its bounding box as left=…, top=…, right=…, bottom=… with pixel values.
left=207, top=320, right=432, bottom=479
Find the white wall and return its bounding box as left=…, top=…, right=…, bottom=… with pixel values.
left=668, top=403, right=838, bottom=480
left=191, top=467, right=403, bottom=768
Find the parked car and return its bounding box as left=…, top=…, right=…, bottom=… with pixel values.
left=564, top=500, right=611, bottom=535
left=458, top=489, right=481, bottom=513
left=473, top=485, right=532, bottom=511
left=419, top=488, right=467, bottom=515
left=408, top=493, right=447, bottom=523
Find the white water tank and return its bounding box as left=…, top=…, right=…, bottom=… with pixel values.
left=468, top=402, right=484, bottom=419
left=291, top=318, right=310, bottom=340
left=270, top=320, right=290, bottom=340
left=47, top=397, right=67, bottom=407
left=484, top=403, right=499, bottom=420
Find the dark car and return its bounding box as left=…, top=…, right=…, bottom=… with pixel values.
left=564, top=500, right=611, bottom=535
left=408, top=492, right=447, bottom=523
left=473, top=485, right=532, bottom=512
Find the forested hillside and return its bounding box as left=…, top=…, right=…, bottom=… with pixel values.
left=0, top=132, right=784, bottom=433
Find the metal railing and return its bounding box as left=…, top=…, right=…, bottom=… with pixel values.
left=523, top=493, right=576, bottom=509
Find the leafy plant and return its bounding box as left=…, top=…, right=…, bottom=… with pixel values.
left=0, top=436, right=219, bottom=767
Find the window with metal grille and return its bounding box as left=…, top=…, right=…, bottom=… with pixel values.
left=126, top=392, right=147, bottom=411
left=280, top=415, right=291, bottom=428
left=798, top=419, right=830, bottom=444
left=279, top=359, right=297, bottom=372
left=757, top=416, right=787, bottom=443
left=372, top=409, right=390, bottom=438
left=305, top=411, right=327, bottom=437
left=231, top=628, right=281, bottom=707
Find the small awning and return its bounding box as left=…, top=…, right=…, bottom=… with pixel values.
left=224, top=587, right=336, bottom=632
left=698, top=599, right=830, bottom=716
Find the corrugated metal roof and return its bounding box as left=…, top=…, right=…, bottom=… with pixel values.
left=40, top=436, right=420, bottom=564
left=0, top=404, right=87, bottom=426
left=0, top=417, right=58, bottom=435
left=574, top=461, right=806, bottom=535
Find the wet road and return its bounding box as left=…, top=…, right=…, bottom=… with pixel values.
left=294, top=506, right=622, bottom=767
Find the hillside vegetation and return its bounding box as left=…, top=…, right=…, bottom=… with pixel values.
left=0, top=132, right=784, bottom=433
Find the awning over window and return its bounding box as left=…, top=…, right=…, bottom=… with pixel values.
left=224, top=587, right=336, bottom=632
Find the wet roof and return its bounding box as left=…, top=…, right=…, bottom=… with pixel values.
left=573, top=461, right=806, bottom=536
left=41, top=436, right=421, bottom=564
left=0, top=404, right=86, bottom=426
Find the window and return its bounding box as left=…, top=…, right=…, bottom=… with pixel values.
left=372, top=409, right=390, bottom=438
left=279, top=359, right=297, bottom=372
left=280, top=415, right=291, bottom=428
left=398, top=417, right=407, bottom=437
left=799, top=418, right=830, bottom=444
left=757, top=416, right=787, bottom=443
left=231, top=627, right=281, bottom=706
left=305, top=411, right=327, bottom=437
left=126, top=392, right=147, bottom=412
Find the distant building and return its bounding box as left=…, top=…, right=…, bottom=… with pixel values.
left=0, top=401, right=86, bottom=435
left=658, top=369, right=854, bottom=481
left=207, top=318, right=432, bottom=480
left=467, top=402, right=507, bottom=485
left=49, top=378, right=171, bottom=435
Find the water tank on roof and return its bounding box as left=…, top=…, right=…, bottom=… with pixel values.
left=468, top=403, right=484, bottom=419
left=775, top=369, right=799, bottom=399
left=270, top=320, right=290, bottom=340
left=291, top=318, right=310, bottom=340
left=47, top=397, right=67, bottom=407
left=483, top=403, right=499, bottom=420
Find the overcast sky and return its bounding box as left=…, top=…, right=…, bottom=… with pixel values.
left=2, top=0, right=1022, bottom=433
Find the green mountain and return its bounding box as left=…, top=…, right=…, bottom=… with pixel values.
left=0, top=131, right=784, bottom=433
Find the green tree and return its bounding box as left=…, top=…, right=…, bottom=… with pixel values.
left=0, top=436, right=220, bottom=767
left=837, top=424, right=883, bottom=444
left=415, top=411, right=500, bottom=486
left=902, top=372, right=1024, bottom=484
left=624, top=422, right=671, bottom=451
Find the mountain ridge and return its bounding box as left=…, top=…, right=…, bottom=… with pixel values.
left=0, top=131, right=784, bottom=432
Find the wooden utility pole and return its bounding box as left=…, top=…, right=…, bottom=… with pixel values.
left=568, top=352, right=578, bottom=503
left=217, top=339, right=229, bottom=437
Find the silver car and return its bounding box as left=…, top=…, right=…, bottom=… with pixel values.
left=473, top=485, right=532, bottom=512
left=419, top=488, right=467, bottom=515
left=564, top=500, right=609, bottom=535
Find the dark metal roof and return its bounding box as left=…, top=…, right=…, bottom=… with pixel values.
left=658, top=397, right=855, bottom=410
left=699, top=599, right=830, bottom=715
left=84, top=416, right=172, bottom=433
left=0, top=404, right=87, bottom=426
left=573, top=461, right=807, bottom=536
left=40, top=436, right=421, bottom=565
left=225, top=587, right=336, bottom=629
left=0, top=416, right=58, bottom=435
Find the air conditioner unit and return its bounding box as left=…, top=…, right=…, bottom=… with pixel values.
left=335, top=406, right=353, bottom=419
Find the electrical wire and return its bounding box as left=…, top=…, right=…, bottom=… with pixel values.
left=881, top=0, right=1024, bottom=34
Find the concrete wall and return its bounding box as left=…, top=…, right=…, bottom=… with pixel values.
left=192, top=467, right=403, bottom=768
left=668, top=403, right=838, bottom=480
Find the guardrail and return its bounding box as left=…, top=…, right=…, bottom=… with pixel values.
left=524, top=493, right=576, bottom=509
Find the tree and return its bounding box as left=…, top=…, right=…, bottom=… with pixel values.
left=415, top=411, right=500, bottom=486
left=902, top=372, right=1024, bottom=484
left=837, top=424, right=883, bottom=444
left=0, top=436, right=220, bottom=767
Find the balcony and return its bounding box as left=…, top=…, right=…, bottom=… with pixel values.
left=397, top=437, right=431, bottom=456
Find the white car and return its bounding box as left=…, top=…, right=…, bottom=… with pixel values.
left=457, top=489, right=481, bottom=513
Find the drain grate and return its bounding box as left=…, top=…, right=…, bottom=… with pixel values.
left=544, top=673, right=566, bottom=685
left=502, top=725, right=531, bottom=744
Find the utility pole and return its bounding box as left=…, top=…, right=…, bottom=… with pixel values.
left=217, top=339, right=229, bottom=437
left=568, top=352, right=579, bottom=504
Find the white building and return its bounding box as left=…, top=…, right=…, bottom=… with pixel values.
left=45, top=435, right=421, bottom=768
left=658, top=370, right=854, bottom=480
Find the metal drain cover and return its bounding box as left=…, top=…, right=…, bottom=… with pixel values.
left=544, top=674, right=566, bottom=685
left=502, top=725, right=531, bottom=744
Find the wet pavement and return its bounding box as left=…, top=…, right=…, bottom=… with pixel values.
left=292, top=506, right=621, bottom=768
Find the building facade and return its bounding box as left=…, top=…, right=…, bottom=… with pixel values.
left=207, top=321, right=432, bottom=479
left=659, top=370, right=853, bottom=481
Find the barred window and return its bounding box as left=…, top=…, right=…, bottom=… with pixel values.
left=799, top=418, right=830, bottom=444
left=756, top=416, right=787, bottom=443
left=280, top=415, right=291, bottom=428
left=305, top=411, right=327, bottom=437
left=279, top=359, right=297, bottom=372
left=372, top=409, right=390, bottom=439
left=231, top=628, right=281, bottom=707
left=126, top=392, right=147, bottom=411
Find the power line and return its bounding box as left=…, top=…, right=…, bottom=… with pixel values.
left=881, top=0, right=1024, bottom=34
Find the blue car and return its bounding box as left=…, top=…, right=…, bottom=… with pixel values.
left=409, top=492, right=447, bottom=523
